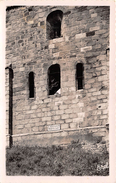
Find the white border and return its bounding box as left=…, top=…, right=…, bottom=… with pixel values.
left=0, top=0, right=115, bottom=183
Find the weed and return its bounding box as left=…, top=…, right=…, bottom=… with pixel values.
left=6, top=141, right=109, bottom=176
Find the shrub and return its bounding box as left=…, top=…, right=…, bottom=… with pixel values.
left=6, top=141, right=109, bottom=176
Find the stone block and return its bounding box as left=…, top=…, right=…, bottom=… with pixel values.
left=73, top=118, right=83, bottom=123
left=91, top=13, right=97, bottom=18
left=55, top=120, right=64, bottom=124
left=91, top=97, right=97, bottom=101
left=65, top=36, right=69, bottom=42
left=32, top=126, right=38, bottom=132
left=61, top=123, right=69, bottom=130
left=69, top=87, right=75, bottom=92
left=90, top=26, right=100, bottom=31
left=98, top=75, right=108, bottom=81
left=61, top=114, right=69, bottom=120
left=17, top=124, right=24, bottom=129
left=38, top=126, right=45, bottom=132
left=65, top=119, right=72, bottom=123
left=49, top=44, right=55, bottom=49
left=46, top=121, right=54, bottom=125
left=38, top=12, right=45, bottom=17
left=85, top=84, right=91, bottom=89
left=81, top=46, right=92, bottom=52
left=55, top=101, right=63, bottom=105
left=71, top=104, right=78, bottom=109
left=19, top=67, right=25, bottom=71
left=70, top=122, right=77, bottom=128
left=65, top=109, right=72, bottom=114
left=70, top=113, right=77, bottom=118
left=55, top=110, right=64, bottom=115
left=78, top=103, right=84, bottom=107
left=93, top=44, right=101, bottom=49
left=42, top=108, right=50, bottom=112
left=88, top=78, right=96, bottom=84
left=97, top=103, right=107, bottom=110
left=92, top=91, right=101, bottom=96
left=53, top=37, right=63, bottom=43
left=60, top=105, right=68, bottom=110
left=28, top=20, right=34, bottom=24
left=75, top=33, right=86, bottom=39
left=89, top=88, right=96, bottom=92
left=89, top=9, right=95, bottom=14
left=53, top=115, right=61, bottom=120
left=101, top=70, right=107, bottom=75
left=103, top=109, right=108, bottom=114
left=42, top=117, right=51, bottom=122
left=101, top=90, right=108, bottom=95
left=78, top=112, right=85, bottom=118
left=96, top=66, right=107, bottom=71
left=37, top=113, right=42, bottom=117
left=53, top=52, right=59, bottom=57
left=25, top=124, right=31, bottom=128
left=103, top=99, right=108, bottom=103
left=30, top=113, right=36, bottom=118
left=97, top=110, right=102, bottom=115
left=100, top=115, right=107, bottom=119
left=31, top=105, right=38, bottom=110
left=44, top=98, right=52, bottom=103
left=96, top=29, right=107, bottom=35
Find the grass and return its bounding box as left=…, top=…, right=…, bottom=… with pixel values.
left=6, top=140, right=109, bottom=176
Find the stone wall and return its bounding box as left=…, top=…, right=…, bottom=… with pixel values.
left=5, top=6, right=109, bottom=146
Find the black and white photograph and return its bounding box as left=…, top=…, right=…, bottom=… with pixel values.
left=0, top=0, right=115, bottom=182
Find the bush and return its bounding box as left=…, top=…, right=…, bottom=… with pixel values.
left=6, top=141, right=109, bottom=176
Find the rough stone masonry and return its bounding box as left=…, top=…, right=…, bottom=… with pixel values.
left=5, top=6, right=109, bottom=147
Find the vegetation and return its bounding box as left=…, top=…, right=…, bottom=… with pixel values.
left=6, top=140, right=109, bottom=176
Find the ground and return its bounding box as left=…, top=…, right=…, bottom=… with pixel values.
left=6, top=136, right=109, bottom=176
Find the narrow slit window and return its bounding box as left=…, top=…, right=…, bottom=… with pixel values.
left=29, top=72, right=34, bottom=98
left=48, top=64, right=60, bottom=95
left=76, top=63, right=84, bottom=90
left=46, top=10, right=63, bottom=40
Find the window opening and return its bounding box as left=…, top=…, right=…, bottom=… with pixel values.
left=29, top=72, right=34, bottom=98
left=48, top=64, right=60, bottom=95
left=46, top=10, right=63, bottom=40
left=76, top=63, right=84, bottom=90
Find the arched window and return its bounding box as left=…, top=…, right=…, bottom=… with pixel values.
left=76, top=63, right=84, bottom=90
left=29, top=72, right=34, bottom=98
left=48, top=64, right=60, bottom=95
left=46, top=10, right=63, bottom=40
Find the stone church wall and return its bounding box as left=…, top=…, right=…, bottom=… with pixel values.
left=5, top=6, right=109, bottom=146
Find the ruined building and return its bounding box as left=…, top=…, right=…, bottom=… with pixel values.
left=5, top=6, right=109, bottom=147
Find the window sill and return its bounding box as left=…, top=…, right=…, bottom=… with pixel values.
left=52, top=35, right=63, bottom=40
left=48, top=94, right=61, bottom=98
left=49, top=36, right=64, bottom=44
left=28, top=97, right=35, bottom=101
left=76, top=89, right=84, bottom=92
